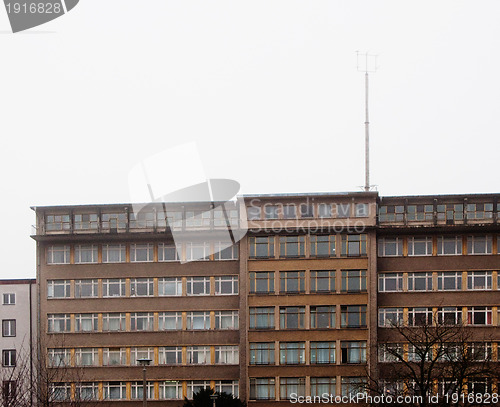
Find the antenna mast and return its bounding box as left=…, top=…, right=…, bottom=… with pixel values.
left=357, top=52, right=378, bottom=191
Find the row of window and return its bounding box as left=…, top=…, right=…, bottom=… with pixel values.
left=249, top=270, right=366, bottom=294
left=49, top=380, right=238, bottom=401
left=47, top=311, right=239, bottom=333
left=378, top=307, right=499, bottom=327
left=379, top=203, right=499, bottom=222
left=378, top=379, right=498, bottom=398
left=47, top=346, right=239, bottom=367
left=44, top=208, right=239, bottom=232
left=378, top=235, right=499, bottom=256
left=247, top=202, right=370, bottom=220
left=46, top=242, right=238, bottom=264
left=379, top=271, right=499, bottom=292
left=249, top=234, right=367, bottom=258
left=249, top=305, right=367, bottom=330
left=249, top=341, right=366, bottom=365
left=249, top=377, right=364, bottom=400
left=47, top=276, right=238, bottom=298
left=378, top=342, right=499, bottom=362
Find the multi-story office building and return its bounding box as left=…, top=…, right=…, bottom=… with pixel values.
left=0, top=279, right=37, bottom=406
left=31, top=192, right=500, bottom=405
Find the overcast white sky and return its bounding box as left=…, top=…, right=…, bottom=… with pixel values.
left=1, top=1, right=499, bottom=278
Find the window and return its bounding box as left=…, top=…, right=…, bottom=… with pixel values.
left=47, top=348, right=70, bottom=367
left=158, top=347, right=182, bottom=365
left=469, top=343, right=492, bottom=361
left=215, top=381, right=239, bottom=398
left=158, top=243, right=180, bottom=261
left=2, top=293, right=15, bottom=305
left=467, top=235, right=492, bottom=254
left=437, top=307, right=462, bottom=325
left=264, top=204, right=279, bottom=219
left=378, top=273, right=403, bottom=292
left=51, top=383, right=71, bottom=401
left=186, top=242, right=210, bottom=261
left=215, top=276, right=238, bottom=295
left=75, top=348, right=98, bottom=366
left=466, top=203, right=493, bottom=220
left=130, top=313, right=154, bottom=331
left=437, top=236, right=462, bottom=255
left=2, top=350, right=15, bottom=367
left=102, top=313, right=126, bottom=332
left=130, top=347, right=154, bottom=365
left=161, top=210, right=183, bottom=230
left=185, top=210, right=211, bottom=228
left=247, top=206, right=261, bottom=220
left=378, top=343, right=403, bottom=362
left=300, top=204, right=314, bottom=218
left=103, top=348, right=126, bottom=366
left=355, top=203, right=368, bottom=217
left=341, top=305, right=367, bottom=328
left=310, top=270, right=335, bottom=293
left=280, top=271, right=305, bottom=293
left=158, top=312, right=182, bottom=331
left=250, top=378, right=275, bottom=400
left=129, top=211, right=155, bottom=228
left=467, top=271, right=492, bottom=290
left=215, top=346, right=239, bottom=364
left=186, top=311, right=210, bottom=330
left=186, top=346, right=210, bottom=364
left=102, top=279, right=126, bottom=297
left=336, top=203, right=351, bottom=218
left=468, top=379, right=492, bottom=395
left=310, top=342, right=335, bottom=364
left=341, top=234, right=367, bottom=257
left=47, top=314, right=71, bottom=333
left=437, top=203, right=463, bottom=221
left=215, top=311, right=239, bottom=330
left=47, top=245, right=70, bottom=264
left=159, top=381, right=181, bottom=400
left=379, top=205, right=404, bottom=222
left=279, top=342, right=305, bottom=365
left=341, top=378, right=366, bottom=397
left=310, top=306, right=336, bottom=329
left=378, top=308, right=404, bottom=327
left=341, top=270, right=367, bottom=292
left=378, top=238, right=403, bottom=257
left=341, top=341, right=367, bottom=364
left=214, top=242, right=239, bottom=260
left=158, top=277, right=182, bottom=296
left=407, top=204, right=433, bottom=221
left=408, top=237, right=433, bottom=256
left=74, top=245, right=98, bottom=263
left=249, top=271, right=275, bottom=294
left=75, top=314, right=98, bottom=332
left=310, top=235, right=336, bottom=257
left=279, top=307, right=305, bottom=329
left=249, top=307, right=275, bottom=329
left=101, top=213, right=127, bottom=230
left=279, top=236, right=305, bottom=258
left=249, top=236, right=275, bottom=258
left=46, top=214, right=70, bottom=231
left=130, top=278, right=154, bottom=297
left=130, top=243, right=154, bottom=262
left=74, top=213, right=98, bottom=230
left=250, top=343, right=275, bottom=365
left=2, top=380, right=15, bottom=403
left=102, top=244, right=126, bottom=263
left=407, top=272, right=433, bottom=291
left=47, top=280, right=70, bottom=298
left=75, top=279, right=98, bottom=298
left=76, top=383, right=98, bottom=401
left=214, top=208, right=238, bottom=228
left=408, top=307, right=433, bottom=326
left=103, top=382, right=126, bottom=400
left=280, top=378, right=305, bottom=400
left=311, top=378, right=336, bottom=398
left=437, top=272, right=462, bottom=291
left=467, top=307, right=492, bottom=325
left=186, top=277, right=210, bottom=295
left=318, top=203, right=332, bottom=218
left=186, top=381, right=211, bottom=399
left=283, top=204, right=296, bottom=219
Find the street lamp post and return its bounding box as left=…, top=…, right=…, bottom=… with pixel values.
left=137, top=358, right=152, bottom=407
left=210, top=393, right=217, bottom=407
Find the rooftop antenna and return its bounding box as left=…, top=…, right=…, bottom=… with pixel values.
left=356, top=51, right=378, bottom=191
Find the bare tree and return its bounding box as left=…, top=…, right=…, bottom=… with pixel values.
left=0, top=343, right=33, bottom=407
left=367, top=317, right=500, bottom=407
